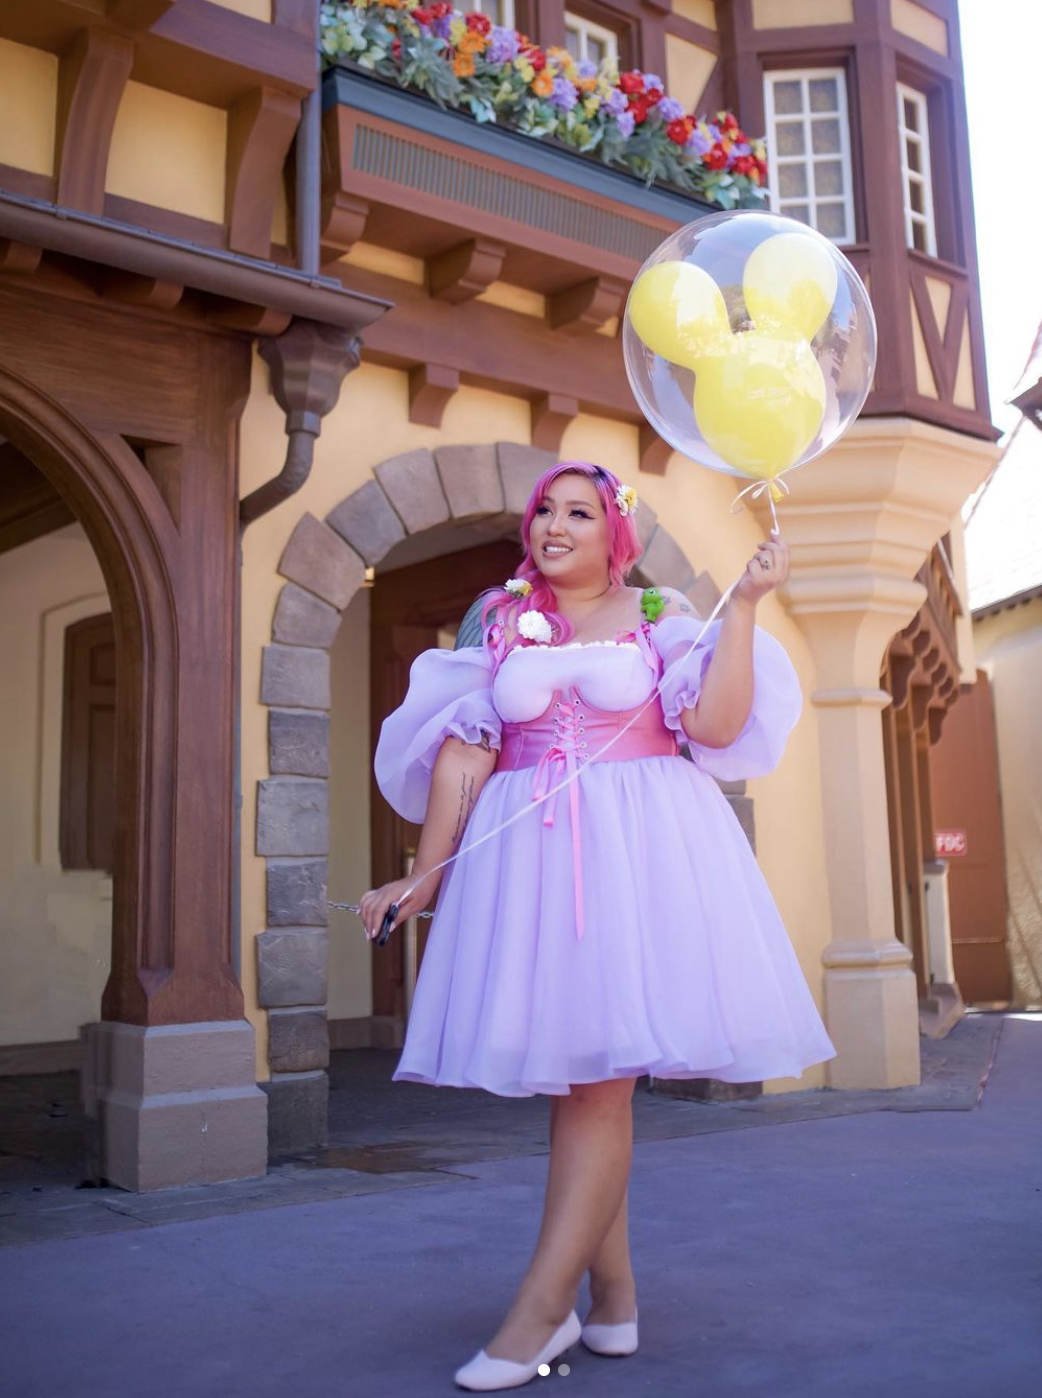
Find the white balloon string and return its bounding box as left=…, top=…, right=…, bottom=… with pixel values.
left=730, top=472, right=791, bottom=535
left=366, top=576, right=740, bottom=918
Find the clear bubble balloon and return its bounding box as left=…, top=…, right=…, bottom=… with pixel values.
left=622, top=211, right=877, bottom=494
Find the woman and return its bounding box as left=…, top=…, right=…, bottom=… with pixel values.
left=361, top=460, right=836, bottom=1391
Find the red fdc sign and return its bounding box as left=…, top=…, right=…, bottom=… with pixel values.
left=935, top=829, right=968, bottom=858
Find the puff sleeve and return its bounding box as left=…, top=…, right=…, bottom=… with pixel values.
left=649, top=615, right=802, bottom=780
left=374, top=644, right=502, bottom=823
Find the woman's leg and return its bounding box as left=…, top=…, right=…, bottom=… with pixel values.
left=483, top=1076, right=637, bottom=1362
left=550, top=1094, right=637, bottom=1324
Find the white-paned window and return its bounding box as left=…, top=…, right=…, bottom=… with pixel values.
left=564, top=12, right=619, bottom=67
left=472, top=0, right=515, bottom=27
left=763, top=68, right=856, bottom=245
left=896, top=83, right=937, bottom=256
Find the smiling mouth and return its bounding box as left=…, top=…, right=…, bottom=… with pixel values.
left=543, top=545, right=572, bottom=555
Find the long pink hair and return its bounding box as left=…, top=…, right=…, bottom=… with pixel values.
left=480, top=461, right=643, bottom=649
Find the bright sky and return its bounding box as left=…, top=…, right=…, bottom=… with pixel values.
left=959, top=0, right=1042, bottom=435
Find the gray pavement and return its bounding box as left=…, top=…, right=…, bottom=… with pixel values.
left=0, top=1010, right=1039, bottom=1397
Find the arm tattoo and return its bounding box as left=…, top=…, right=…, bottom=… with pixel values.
left=678, top=600, right=694, bottom=613
left=452, top=773, right=477, bottom=846
left=478, top=728, right=493, bottom=752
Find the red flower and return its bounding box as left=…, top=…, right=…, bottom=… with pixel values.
left=719, top=111, right=739, bottom=132
left=733, top=154, right=755, bottom=175
left=466, top=11, right=491, bottom=34
left=524, top=44, right=547, bottom=72
left=619, top=70, right=646, bottom=95
left=392, top=36, right=402, bottom=59
left=645, top=87, right=663, bottom=107
left=703, top=143, right=728, bottom=170
left=411, top=6, right=433, bottom=23
left=429, top=1, right=453, bottom=16
left=629, top=95, right=651, bottom=124
left=755, top=157, right=768, bottom=181
left=667, top=116, right=694, bottom=145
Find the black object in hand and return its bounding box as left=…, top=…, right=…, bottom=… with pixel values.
left=375, top=902, right=399, bottom=946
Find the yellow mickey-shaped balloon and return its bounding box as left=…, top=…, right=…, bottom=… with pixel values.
left=742, top=232, right=838, bottom=343
left=692, top=330, right=827, bottom=478
left=627, top=261, right=730, bottom=368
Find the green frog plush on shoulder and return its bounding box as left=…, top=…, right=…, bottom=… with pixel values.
left=640, top=587, right=667, bottom=624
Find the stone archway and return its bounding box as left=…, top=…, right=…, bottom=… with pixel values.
left=255, top=442, right=730, bottom=1152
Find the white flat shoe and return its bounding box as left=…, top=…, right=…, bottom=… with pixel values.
left=580, top=1305, right=639, bottom=1356
left=454, top=1310, right=581, bottom=1391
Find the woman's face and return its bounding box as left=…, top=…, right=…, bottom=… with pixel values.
left=529, top=471, right=611, bottom=586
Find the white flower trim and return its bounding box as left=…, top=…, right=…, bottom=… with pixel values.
left=504, top=577, right=533, bottom=598
left=517, top=610, right=554, bottom=645
left=615, top=484, right=639, bottom=516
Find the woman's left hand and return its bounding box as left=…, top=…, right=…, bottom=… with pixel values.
left=732, top=532, right=791, bottom=607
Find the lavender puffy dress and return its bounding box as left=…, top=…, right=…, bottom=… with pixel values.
left=374, top=615, right=837, bottom=1096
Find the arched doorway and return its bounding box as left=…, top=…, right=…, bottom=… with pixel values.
left=259, top=442, right=730, bottom=1152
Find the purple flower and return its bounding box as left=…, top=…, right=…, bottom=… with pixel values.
left=432, top=16, right=452, bottom=40
left=732, top=140, right=751, bottom=156
left=706, top=122, right=722, bottom=144
left=603, top=87, right=627, bottom=117
left=615, top=110, right=636, bottom=139
left=656, top=97, right=685, bottom=123
left=642, top=73, right=662, bottom=91
left=577, top=59, right=597, bottom=79
left=549, top=75, right=579, bottom=110
left=488, top=26, right=520, bottom=64
left=685, top=126, right=712, bottom=157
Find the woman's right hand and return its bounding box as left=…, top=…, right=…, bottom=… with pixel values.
left=357, top=869, right=441, bottom=943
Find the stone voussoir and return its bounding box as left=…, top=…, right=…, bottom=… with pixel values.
left=640, top=525, right=698, bottom=594
left=326, top=477, right=406, bottom=565
left=267, top=858, right=329, bottom=927
left=278, top=512, right=365, bottom=610
left=434, top=443, right=506, bottom=519
left=497, top=442, right=558, bottom=514
left=272, top=582, right=342, bottom=649
left=256, top=777, right=329, bottom=857
left=374, top=448, right=450, bottom=534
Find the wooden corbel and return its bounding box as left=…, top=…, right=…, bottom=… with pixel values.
left=639, top=423, right=671, bottom=475
left=320, top=192, right=370, bottom=266
left=207, top=300, right=293, bottom=336
left=531, top=392, right=578, bottom=454
left=0, top=241, right=42, bottom=275
left=409, top=363, right=460, bottom=427
left=547, top=275, right=627, bottom=334
left=55, top=27, right=135, bottom=215
left=226, top=86, right=302, bottom=260
left=101, top=269, right=184, bottom=310
left=426, top=237, right=506, bottom=303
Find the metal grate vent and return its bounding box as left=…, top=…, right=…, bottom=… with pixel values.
left=352, top=124, right=662, bottom=262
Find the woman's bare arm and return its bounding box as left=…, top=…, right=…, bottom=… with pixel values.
left=359, top=731, right=498, bottom=940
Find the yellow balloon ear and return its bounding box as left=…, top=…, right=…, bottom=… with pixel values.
left=742, top=233, right=838, bottom=342
left=628, top=261, right=731, bottom=367
left=691, top=330, right=827, bottom=478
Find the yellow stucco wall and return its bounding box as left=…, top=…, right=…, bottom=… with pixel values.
left=973, top=597, right=1042, bottom=1007
left=0, top=38, right=58, bottom=177
left=107, top=81, right=227, bottom=223
left=0, top=525, right=113, bottom=1049
left=752, top=0, right=854, bottom=27
left=664, top=35, right=718, bottom=117
left=210, top=0, right=272, bottom=18
left=239, top=355, right=835, bottom=1091
left=890, top=0, right=949, bottom=56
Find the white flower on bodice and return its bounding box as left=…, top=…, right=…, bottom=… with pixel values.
left=517, top=610, right=553, bottom=645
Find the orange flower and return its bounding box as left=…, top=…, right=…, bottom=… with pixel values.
left=532, top=69, right=554, bottom=97
left=453, top=52, right=476, bottom=77
left=458, top=31, right=487, bottom=54
left=576, top=76, right=598, bottom=93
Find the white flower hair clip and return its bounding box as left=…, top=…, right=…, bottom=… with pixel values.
left=504, top=577, right=533, bottom=598
left=615, top=484, right=639, bottom=516
left=517, top=610, right=553, bottom=645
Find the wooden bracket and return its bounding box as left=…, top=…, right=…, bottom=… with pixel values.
left=101, top=270, right=184, bottom=310
left=426, top=237, right=506, bottom=303
left=409, top=363, right=460, bottom=427
left=207, top=300, right=293, bottom=336
left=548, top=275, right=627, bottom=334
left=56, top=27, right=134, bottom=215
left=320, top=192, right=370, bottom=266
left=639, top=423, right=671, bottom=475
left=531, top=392, right=578, bottom=453
left=106, top=1, right=176, bottom=29
left=226, top=86, right=302, bottom=260
left=0, top=241, right=42, bottom=275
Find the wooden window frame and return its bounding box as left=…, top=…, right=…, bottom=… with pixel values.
left=472, top=0, right=517, bottom=28
left=564, top=9, right=621, bottom=65
left=896, top=81, right=938, bottom=258
left=762, top=64, right=857, bottom=246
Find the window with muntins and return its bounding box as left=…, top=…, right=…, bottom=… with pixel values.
left=472, top=0, right=515, bottom=27
left=564, top=11, right=620, bottom=66
left=896, top=83, right=937, bottom=256
left=762, top=67, right=855, bottom=245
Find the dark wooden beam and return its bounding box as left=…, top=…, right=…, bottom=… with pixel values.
left=0, top=442, right=76, bottom=554
left=226, top=85, right=301, bottom=259
left=55, top=27, right=135, bottom=215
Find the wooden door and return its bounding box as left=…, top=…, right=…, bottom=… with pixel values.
left=368, top=539, right=522, bottom=1022
left=928, top=671, right=1012, bottom=1004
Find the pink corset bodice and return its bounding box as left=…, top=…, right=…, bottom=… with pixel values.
left=488, top=622, right=679, bottom=940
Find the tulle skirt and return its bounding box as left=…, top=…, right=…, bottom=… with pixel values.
left=392, top=754, right=837, bottom=1096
